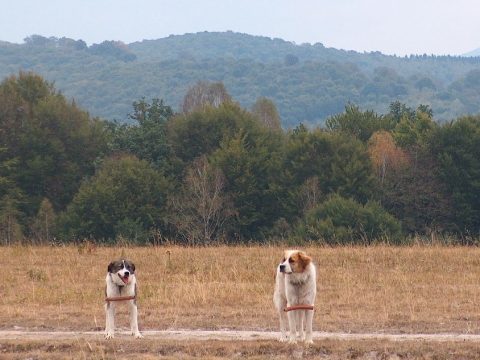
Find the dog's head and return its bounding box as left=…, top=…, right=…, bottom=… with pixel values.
left=278, top=250, right=311, bottom=274
left=108, top=259, right=136, bottom=285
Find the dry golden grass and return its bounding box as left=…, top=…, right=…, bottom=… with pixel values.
left=3, top=338, right=480, bottom=359
left=1, top=244, right=480, bottom=336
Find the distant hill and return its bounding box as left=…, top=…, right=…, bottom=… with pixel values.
left=1, top=32, right=480, bottom=127
left=463, top=48, right=480, bottom=57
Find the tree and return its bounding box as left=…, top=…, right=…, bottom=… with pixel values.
left=169, top=156, right=234, bottom=244
left=0, top=72, right=108, bottom=216
left=182, top=81, right=232, bottom=114
left=88, top=40, right=136, bottom=61
left=368, top=131, right=408, bottom=184
left=167, top=102, right=260, bottom=166
left=387, top=101, right=415, bottom=124
left=298, top=177, right=322, bottom=214
left=0, top=147, right=24, bottom=244
left=375, top=103, right=447, bottom=234
left=60, top=155, right=170, bottom=243
left=0, top=149, right=18, bottom=199
left=430, top=116, right=480, bottom=233
left=297, top=194, right=401, bottom=244
left=169, top=101, right=288, bottom=240
left=30, top=198, right=56, bottom=243
left=284, top=54, right=299, bottom=66
left=212, top=128, right=287, bottom=239
left=0, top=195, right=23, bottom=244
left=326, top=104, right=394, bottom=142
left=393, top=109, right=435, bottom=148
left=284, top=129, right=376, bottom=205
left=369, top=129, right=454, bottom=236
left=251, top=97, right=282, bottom=131
left=109, top=98, right=175, bottom=170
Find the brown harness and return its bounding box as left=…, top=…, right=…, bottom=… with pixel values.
left=105, top=295, right=136, bottom=303
left=284, top=305, right=314, bottom=312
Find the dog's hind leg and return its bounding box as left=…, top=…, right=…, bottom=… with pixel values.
left=129, top=301, right=143, bottom=338
left=105, top=302, right=115, bottom=339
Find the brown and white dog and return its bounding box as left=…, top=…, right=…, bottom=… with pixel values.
left=105, top=259, right=142, bottom=339
left=273, top=250, right=316, bottom=344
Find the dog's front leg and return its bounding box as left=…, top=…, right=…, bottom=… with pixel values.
left=105, top=302, right=115, bottom=339
left=297, top=311, right=305, bottom=341
left=278, top=310, right=288, bottom=342
left=287, top=310, right=297, bottom=344
left=129, top=301, right=143, bottom=338
left=304, top=310, right=314, bottom=344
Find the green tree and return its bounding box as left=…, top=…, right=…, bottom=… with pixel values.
left=430, top=116, right=480, bottom=233
left=0, top=149, right=19, bottom=199
left=379, top=103, right=450, bottom=235
left=60, top=155, right=170, bottom=243
left=167, top=102, right=260, bottom=166
left=393, top=107, right=435, bottom=148
left=297, top=193, right=401, bottom=244
left=284, top=128, right=376, bottom=207
left=169, top=101, right=288, bottom=239
left=109, top=98, right=174, bottom=170
left=0, top=72, right=108, bottom=216
left=212, top=128, right=287, bottom=239
left=379, top=148, right=453, bottom=235
left=387, top=101, right=416, bottom=123
left=326, top=104, right=394, bottom=142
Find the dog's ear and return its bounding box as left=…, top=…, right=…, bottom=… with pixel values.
left=298, top=252, right=312, bottom=270
left=107, top=261, right=115, bottom=273
left=130, top=262, right=135, bottom=273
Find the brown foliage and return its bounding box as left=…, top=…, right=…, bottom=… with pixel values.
left=368, top=131, right=409, bottom=183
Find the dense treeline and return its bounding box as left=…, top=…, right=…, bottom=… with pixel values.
left=0, top=73, right=479, bottom=245
left=1, top=32, right=480, bottom=127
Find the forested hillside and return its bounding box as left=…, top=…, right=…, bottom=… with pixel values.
left=1, top=73, right=479, bottom=244
left=1, top=32, right=480, bottom=127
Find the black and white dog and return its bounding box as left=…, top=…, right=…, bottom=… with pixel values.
left=105, top=259, right=142, bottom=339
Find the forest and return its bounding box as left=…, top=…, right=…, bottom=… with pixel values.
left=1, top=32, right=480, bottom=127
left=0, top=72, right=479, bottom=245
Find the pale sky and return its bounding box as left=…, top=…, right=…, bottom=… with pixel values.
left=1, top=0, right=479, bottom=56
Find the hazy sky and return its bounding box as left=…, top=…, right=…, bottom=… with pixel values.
left=1, top=0, right=479, bottom=56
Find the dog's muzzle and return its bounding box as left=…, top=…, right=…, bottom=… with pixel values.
left=118, top=272, right=130, bottom=284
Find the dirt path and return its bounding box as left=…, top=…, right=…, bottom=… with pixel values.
left=1, top=329, right=480, bottom=342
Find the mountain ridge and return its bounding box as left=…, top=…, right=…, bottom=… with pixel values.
left=463, top=47, right=480, bottom=57
left=1, top=31, right=480, bottom=126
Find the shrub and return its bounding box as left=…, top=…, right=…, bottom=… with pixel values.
left=297, top=193, right=401, bottom=244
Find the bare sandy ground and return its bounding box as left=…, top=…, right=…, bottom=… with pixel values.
left=1, top=329, right=480, bottom=342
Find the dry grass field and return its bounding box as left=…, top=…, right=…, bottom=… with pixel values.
left=3, top=337, right=480, bottom=359
left=2, top=244, right=480, bottom=358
